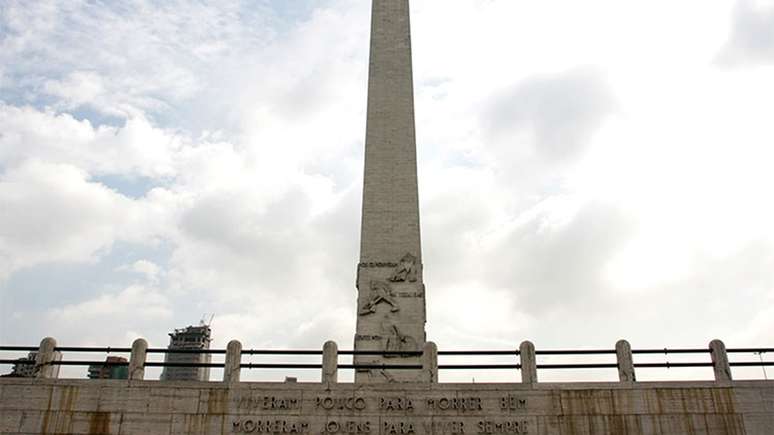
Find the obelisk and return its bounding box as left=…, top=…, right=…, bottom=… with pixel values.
left=354, top=0, right=426, bottom=383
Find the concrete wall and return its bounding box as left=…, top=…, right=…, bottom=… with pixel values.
left=2, top=378, right=774, bottom=434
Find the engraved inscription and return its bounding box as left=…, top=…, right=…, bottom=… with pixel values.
left=316, top=396, right=368, bottom=411
left=499, top=395, right=527, bottom=411
left=396, top=291, right=423, bottom=298
left=426, top=397, right=483, bottom=412
left=238, top=396, right=301, bottom=410
left=382, top=421, right=415, bottom=434
left=358, top=262, right=398, bottom=268
left=232, top=419, right=309, bottom=433
left=355, top=334, right=383, bottom=341
left=379, top=396, right=414, bottom=411
left=423, top=421, right=465, bottom=434
left=323, top=421, right=372, bottom=433
left=477, top=421, right=529, bottom=434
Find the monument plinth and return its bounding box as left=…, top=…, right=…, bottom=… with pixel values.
left=355, top=0, right=427, bottom=383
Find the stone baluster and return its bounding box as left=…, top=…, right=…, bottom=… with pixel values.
left=35, top=337, right=59, bottom=379
left=710, top=339, right=732, bottom=382
left=128, top=338, right=148, bottom=381
left=520, top=341, right=537, bottom=385
left=322, top=341, right=338, bottom=384
left=224, top=340, right=243, bottom=385
left=616, top=339, right=636, bottom=383
left=422, top=341, right=438, bottom=383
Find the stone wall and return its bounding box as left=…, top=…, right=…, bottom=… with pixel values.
left=2, top=378, right=774, bottom=434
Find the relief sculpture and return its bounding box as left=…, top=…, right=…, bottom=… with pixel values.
left=359, top=281, right=399, bottom=315
left=371, top=324, right=418, bottom=382
left=384, top=324, right=417, bottom=358
left=389, top=253, right=418, bottom=282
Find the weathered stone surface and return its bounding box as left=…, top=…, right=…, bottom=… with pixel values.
left=3, top=378, right=774, bottom=434
left=322, top=341, right=338, bottom=385
left=128, top=338, right=148, bottom=381
left=519, top=341, right=537, bottom=385
left=616, top=340, right=636, bottom=383
left=355, top=0, right=427, bottom=384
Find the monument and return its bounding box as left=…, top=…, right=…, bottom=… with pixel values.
left=355, top=0, right=427, bottom=384
left=2, top=1, right=774, bottom=434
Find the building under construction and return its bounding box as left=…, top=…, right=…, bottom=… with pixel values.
left=87, top=356, right=128, bottom=379
left=159, top=324, right=212, bottom=381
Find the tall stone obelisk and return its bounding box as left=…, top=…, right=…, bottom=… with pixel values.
left=354, top=0, right=426, bottom=383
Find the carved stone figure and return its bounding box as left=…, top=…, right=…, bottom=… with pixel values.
left=388, top=253, right=418, bottom=282
left=359, top=280, right=399, bottom=315
left=384, top=324, right=417, bottom=358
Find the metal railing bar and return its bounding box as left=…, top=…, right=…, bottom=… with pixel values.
left=144, top=362, right=224, bottom=368
left=0, top=359, right=35, bottom=364
left=9, top=358, right=774, bottom=372
left=234, top=364, right=425, bottom=370
left=632, top=349, right=710, bottom=354
left=338, top=350, right=423, bottom=356
left=634, top=362, right=714, bottom=368
left=727, top=348, right=774, bottom=353
left=50, top=361, right=130, bottom=366
left=438, top=364, right=521, bottom=369
left=238, top=363, right=320, bottom=369
left=54, top=347, right=132, bottom=353
left=438, top=350, right=520, bottom=356
left=0, top=346, right=39, bottom=352
left=0, top=346, right=741, bottom=356
left=240, top=350, right=321, bottom=355
left=536, top=363, right=619, bottom=369
left=536, top=350, right=616, bottom=355
left=339, top=364, right=423, bottom=370
left=146, top=349, right=227, bottom=354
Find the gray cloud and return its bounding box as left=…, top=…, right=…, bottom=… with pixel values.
left=490, top=201, right=634, bottom=314
left=484, top=68, right=616, bottom=165
left=717, top=1, right=774, bottom=66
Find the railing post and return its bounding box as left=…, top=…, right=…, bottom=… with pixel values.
left=128, top=338, right=148, bottom=381
left=616, top=339, right=636, bottom=383
left=35, top=337, right=59, bottom=379
left=520, top=341, right=537, bottom=385
left=322, top=340, right=338, bottom=384
left=224, top=340, right=243, bottom=385
left=710, top=339, right=732, bottom=382
left=422, top=341, right=438, bottom=383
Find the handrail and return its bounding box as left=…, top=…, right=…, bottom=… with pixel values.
left=1, top=345, right=770, bottom=355
left=2, top=341, right=773, bottom=383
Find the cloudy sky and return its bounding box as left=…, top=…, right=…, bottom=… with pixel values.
left=1, top=0, right=774, bottom=382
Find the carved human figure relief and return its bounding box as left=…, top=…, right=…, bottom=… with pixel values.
left=359, top=280, right=399, bottom=315
left=388, top=252, right=418, bottom=282
left=383, top=324, right=417, bottom=358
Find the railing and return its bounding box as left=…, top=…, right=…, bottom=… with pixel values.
left=1, top=338, right=772, bottom=384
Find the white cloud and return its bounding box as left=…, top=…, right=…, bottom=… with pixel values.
left=120, top=259, right=162, bottom=283
left=0, top=156, right=183, bottom=283
left=2, top=0, right=774, bottom=385
left=45, top=284, right=172, bottom=345
left=0, top=104, right=181, bottom=178
left=43, top=71, right=109, bottom=112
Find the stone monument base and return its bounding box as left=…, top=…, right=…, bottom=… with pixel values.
left=2, top=378, right=773, bottom=434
